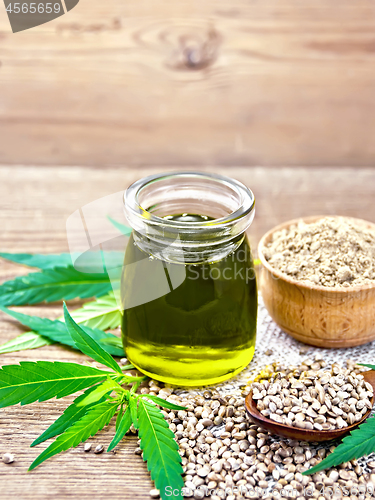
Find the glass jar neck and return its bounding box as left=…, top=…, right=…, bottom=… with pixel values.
left=124, top=172, right=255, bottom=264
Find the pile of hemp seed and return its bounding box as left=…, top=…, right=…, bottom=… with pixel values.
left=136, top=355, right=375, bottom=499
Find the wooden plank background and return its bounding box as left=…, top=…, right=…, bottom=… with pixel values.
left=0, top=165, right=375, bottom=499
left=1, top=1, right=375, bottom=167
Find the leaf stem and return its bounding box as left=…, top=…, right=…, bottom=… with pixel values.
left=130, top=377, right=148, bottom=394
left=121, top=364, right=135, bottom=371
left=122, top=375, right=148, bottom=384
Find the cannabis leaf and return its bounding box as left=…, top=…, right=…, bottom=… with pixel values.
left=68, top=292, right=122, bottom=330
left=29, top=401, right=118, bottom=470
left=129, top=396, right=139, bottom=429
left=0, top=252, right=76, bottom=270
left=99, top=335, right=124, bottom=351
left=0, top=361, right=113, bottom=408
left=75, top=379, right=122, bottom=407
left=0, top=303, right=188, bottom=492
left=138, top=398, right=184, bottom=500
left=116, top=404, right=125, bottom=429
left=143, top=394, right=189, bottom=411
left=0, top=266, right=112, bottom=306
left=31, top=385, right=108, bottom=447
left=107, top=216, right=132, bottom=236
left=0, top=251, right=125, bottom=272
left=359, top=363, right=375, bottom=370
left=0, top=305, right=124, bottom=357
left=63, top=303, right=122, bottom=374
left=304, top=417, right=375, bottom=475
left=107, top=406, right=132, bottom=452
left=0, top=331, right=53, bottom=354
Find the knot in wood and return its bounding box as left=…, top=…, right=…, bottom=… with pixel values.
left=168, top=28, right=220, bottom=71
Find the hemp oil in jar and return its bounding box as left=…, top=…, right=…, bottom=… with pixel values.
left=121, top=173, right=257, bottom=386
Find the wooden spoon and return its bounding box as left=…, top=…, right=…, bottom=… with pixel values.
left=245, top=370, right=375, bottom=442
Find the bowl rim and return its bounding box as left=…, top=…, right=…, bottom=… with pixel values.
left=258, top=214, right=375, bottom=294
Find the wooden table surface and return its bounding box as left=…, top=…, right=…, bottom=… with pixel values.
left=0, top=165, right=375, bottom=499
left=2, top=0, right=375, bottom=168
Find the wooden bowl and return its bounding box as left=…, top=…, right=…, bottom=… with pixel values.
left=245, top=369, right=375, bottom=441
left=258, top=216, right=375, bottom=348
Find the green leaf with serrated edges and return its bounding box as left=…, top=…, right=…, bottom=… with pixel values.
left=303, top=417, right=375, bottom=475
left=31, top=384, right=107, bottom=447
left=0, top=305, right=124, bottom=357
left=116, top=405, right=124, bottom=430
left=29, top=400, right=118, bottom=470
left=142, top=395, right=187, bottom=411
left=99, top=335, right=124, bottom=350
left=107, top=216, right=132, bottom=236
left=0, top=331, right=53, bottom=354
left=107, top=406, right=132, bottom=452
left=75, top=379, right=122, bottom=407
left=63, top=304, right=122, bottom=374
left=0, top=361, right=113, bottom=408
left=68, top=292, right=122, bottom=330
left=129, top=396, right=139, bottom=429
left=138, top=398, right=184, bottom=500
left=0, top=252, right=75, bottom=270
left=0, top=266, right=112, bottom=306
left=0, top=251, right=124, bottom=272
left=359, top=364, right=375, bottom=370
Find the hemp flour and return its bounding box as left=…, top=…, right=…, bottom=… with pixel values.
left=263, top=217, right=375, bottom=287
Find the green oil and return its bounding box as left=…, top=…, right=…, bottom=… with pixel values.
left=121, top=214, right=257, bottom=386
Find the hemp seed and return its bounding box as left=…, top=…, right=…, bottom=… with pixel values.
left=252, top=361, right=373, bottom=431
left=2, top=453, right=14, bottom=464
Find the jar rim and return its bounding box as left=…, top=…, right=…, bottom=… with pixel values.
left=124, top=171, right=255, bottom=229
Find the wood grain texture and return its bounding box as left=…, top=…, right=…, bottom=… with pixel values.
left=1, top=1, right=375, bottom=167
left=0, top=164, right=375, bottom=498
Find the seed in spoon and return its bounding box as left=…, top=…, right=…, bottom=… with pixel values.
left=252, top=361, right=373, bottom=431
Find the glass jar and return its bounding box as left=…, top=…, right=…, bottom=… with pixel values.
left=121, top=172, right=257, bottom=386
